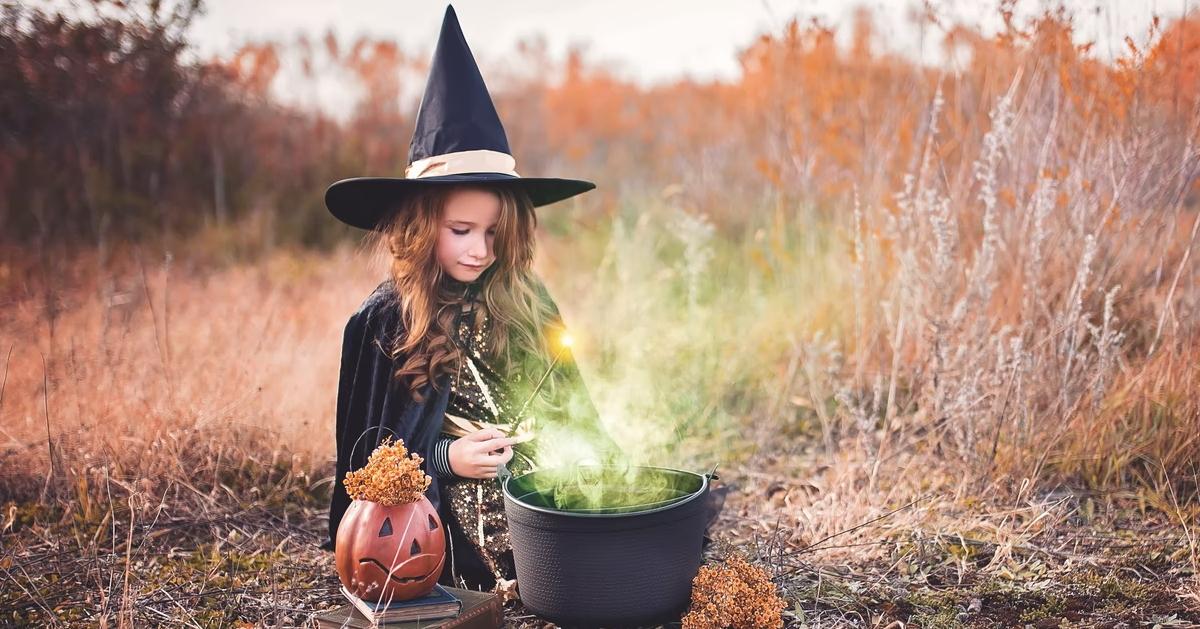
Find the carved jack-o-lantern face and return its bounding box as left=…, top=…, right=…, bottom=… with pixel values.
left=335, top=497, right=446, bottom=602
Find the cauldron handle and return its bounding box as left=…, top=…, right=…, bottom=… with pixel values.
left=497, top=458, right=513, bottom=486
left=705, top=464, right=720, bottom=482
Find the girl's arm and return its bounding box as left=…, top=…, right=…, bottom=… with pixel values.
left=433, top=432, right=519, bottom=479
left=329, top=306, right=375, bottom=549
left=329, top=282, right=444, bottom=550
left=446, top=429, right=518, bottom=479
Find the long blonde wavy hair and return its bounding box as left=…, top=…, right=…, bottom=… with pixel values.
left=373, top=184, right=560, bottom=400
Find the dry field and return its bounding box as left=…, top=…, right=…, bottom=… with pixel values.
left=2, top=181, right=1199, bottom=627
left=3, top=6, right=1200, bottom=629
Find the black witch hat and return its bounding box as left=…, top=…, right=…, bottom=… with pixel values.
left=325, top=5, right=595, bottom=231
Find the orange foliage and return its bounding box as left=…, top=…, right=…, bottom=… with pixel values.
left=226, top=43, right=281, bottom=98
left=5, top=5, right=1197, bottom=245
left=621, top=12, right=1191, bottom=210
left=481, top=9, right=1196, bottom=229
left=1145, top=13, right=1200, bottom=112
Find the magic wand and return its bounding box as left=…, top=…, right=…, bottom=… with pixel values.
left=504, top=332, right=573, bottom=438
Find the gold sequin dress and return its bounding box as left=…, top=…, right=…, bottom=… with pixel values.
left=439, top=300, right=529, bottom=587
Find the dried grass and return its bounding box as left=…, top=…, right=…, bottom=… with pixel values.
left=3, top=10, right=1200, bottom=627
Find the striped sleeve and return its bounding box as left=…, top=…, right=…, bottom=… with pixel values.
left=432, top=436, right=457, bottom=479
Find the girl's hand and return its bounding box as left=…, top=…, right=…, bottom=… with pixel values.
left=448, top=428, right=517, bottom=479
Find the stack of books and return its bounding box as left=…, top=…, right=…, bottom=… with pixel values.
left=313, top=584, right=501, bottom=629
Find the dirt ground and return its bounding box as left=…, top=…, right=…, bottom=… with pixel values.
left=3, top=455, right=1197, bottom=629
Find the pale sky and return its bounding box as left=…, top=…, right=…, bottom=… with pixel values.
left=177, top=0, right=1182, bottom=115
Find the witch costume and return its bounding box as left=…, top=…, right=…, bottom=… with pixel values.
left=323, top=5, right=616, bottom=592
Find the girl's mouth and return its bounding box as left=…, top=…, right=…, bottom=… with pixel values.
left=460, top=262, right=486, bottom=270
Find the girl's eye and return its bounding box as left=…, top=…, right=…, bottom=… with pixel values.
left=486, top=230, right=496, bottom=237
left=450, top=227, right=469, bottom=236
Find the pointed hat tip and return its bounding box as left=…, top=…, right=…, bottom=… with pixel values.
left=440, top=4, right=464, bottom=36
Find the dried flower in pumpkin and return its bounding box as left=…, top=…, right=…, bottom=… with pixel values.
left=343, top=437, right=431, bottom=506
left=682, top=554, right=786, bottom=629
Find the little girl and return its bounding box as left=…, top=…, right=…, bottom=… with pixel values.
left=323, top=6, right=616, bottom=591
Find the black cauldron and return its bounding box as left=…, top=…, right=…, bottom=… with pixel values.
left=502, top=465, right=710, bottom=627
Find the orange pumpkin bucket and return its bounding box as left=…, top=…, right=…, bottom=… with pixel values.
left=335, top=437, right=446, bottom=602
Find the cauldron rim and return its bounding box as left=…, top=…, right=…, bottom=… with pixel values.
left=502, top=464, right=710, bottom=519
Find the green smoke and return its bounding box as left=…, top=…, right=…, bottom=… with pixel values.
left=502, top=197, right=848, bottom=511
left=509, top=465, right=704, bottom=514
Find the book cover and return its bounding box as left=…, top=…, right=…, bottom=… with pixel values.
left=313, top=586, right=502, bottom=629
left=341, top=584, right=461, bottom=623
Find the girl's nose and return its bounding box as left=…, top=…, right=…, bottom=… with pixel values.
left=468, top=235, right=489, bottom=259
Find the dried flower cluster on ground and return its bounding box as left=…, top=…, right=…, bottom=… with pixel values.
left=683, top=553, right=787, bottom=629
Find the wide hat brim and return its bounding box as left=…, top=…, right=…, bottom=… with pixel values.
left=325, top=173, right=596, bottom=231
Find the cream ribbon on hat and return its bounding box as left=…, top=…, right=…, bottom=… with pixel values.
left=405, top=149, right=520, bottom=179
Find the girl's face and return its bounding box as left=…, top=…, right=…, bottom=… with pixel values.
left=435, top=188, right=501, bottom=282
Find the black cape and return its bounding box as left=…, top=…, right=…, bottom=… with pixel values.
left=326, top=278, right=615, bottom=588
